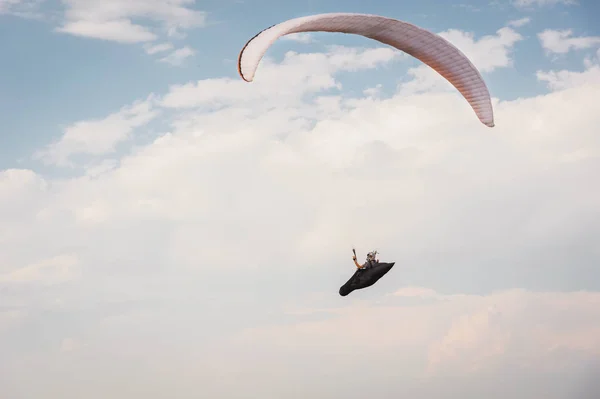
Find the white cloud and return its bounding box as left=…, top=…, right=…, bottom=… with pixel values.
left=232, top=289, right=600, bottom=397
left=508, top=17, right=531, bottom=27
left=18, top=28, right=600, bottom=277
left=160, top=46, right=401, bottom=110
left=538, top=29, right=600, bottom=55
left=363, top=83, right=383, bottom=98
left=392, top=286, right=442, bottom=298
left=57, top=19, right=158, bottom=43
left=0, top=0, right=42, bottom=18
left=56, top=0, right=206, bottom=44
left=0, top=309, right=25, bottom=334
left=282, top=32, right=314, bottom=43
left=512, top=0, right=578, bottom=7
left=34, top=96, right=159, bottom=166
left=453, top=4, right=482, bottom=12
left=537, top=65, right=600, bottom=90
left=159, top=45, right=195, bottom=66
left=0, top=0, right=24, bottom=13
left=2, top=23, right=600, bottom=399
left=424, top=290, right=600, bottom=374
left=0, top=169, right=49, bottom=268
left=60, top=337, right=86, bottom=352
left=537, top=48, right=600, bottom=90
left=0, top=254, right=80, bottom=284
left=144, top=42, right=174, bottom=54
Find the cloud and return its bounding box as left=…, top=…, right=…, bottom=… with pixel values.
left=57, top=19, right=158, bottom=43
left=508, top=17, right=531, bottom=27
left=424, top=290, right=600, bottom=375
left=511, top=0, right=578, bottom=8
left=538, top=29, right=600, bottom=55
left=55, top=0, right=206, bottom=44
left=16, top=28, right=600, bottom=285
left=537, top=48, right=600, bottom=90
left=144, top=42, right=174, bottom=55
left=453, top=4, right=482, bottom=12
left=233, top=288, right=600, bottom=398
left=0, top=0, right=20, bottom=12
left=3, top=1, right=206, bottom=64
left=34, top=96, right=159, bottom=166
left=0, top=254, right=80, bottom=284
left=0, top=0, right=42, bottom=18
left=160, top=45, right=401, bottom=109
left=392, top=286, right=442, bottom=298
left=282, top=32, right=314, bottom=44
left=158, top=45, right=195, bottom=66
left=59, top=337, right=86, bottom=352
left=2, top=23, right=600, bottom=399
left=537, top=64, right=600, bottom=90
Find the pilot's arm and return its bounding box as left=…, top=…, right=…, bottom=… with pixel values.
left=352, top=256, right=364, bottom=269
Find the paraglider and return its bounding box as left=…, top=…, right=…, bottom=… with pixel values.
left=339, top=248, right=396, bottom=296
left=237, top=12, right=495, bottom=127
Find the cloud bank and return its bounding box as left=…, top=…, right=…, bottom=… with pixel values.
left=1, top=16, right=599, bottom=399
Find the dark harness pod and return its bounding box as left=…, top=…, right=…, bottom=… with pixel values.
left=339, top=261, right=395, bottom=296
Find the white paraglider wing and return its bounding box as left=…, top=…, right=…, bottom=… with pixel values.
left=237, top=13, right=495, bottom=127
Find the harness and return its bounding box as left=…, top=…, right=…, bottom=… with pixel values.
left=362, top=258, right=378, bottom=269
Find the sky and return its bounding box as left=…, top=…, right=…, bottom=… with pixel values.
left=1, top=0, right=599, bottom=397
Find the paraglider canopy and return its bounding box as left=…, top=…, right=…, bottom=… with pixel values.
left=237, top=12, right=495, bottom=127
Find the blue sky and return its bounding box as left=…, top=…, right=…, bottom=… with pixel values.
left=1, top=0, right=600, bottom=398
